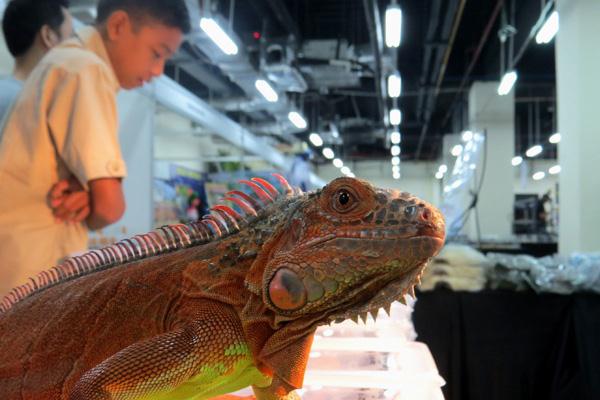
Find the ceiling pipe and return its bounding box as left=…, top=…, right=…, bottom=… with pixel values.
left=423, top=0, right=506, bottom=159
left=416, top=0, right=443, bottom=121
left=414, top=0, right=466, bottom=159
left=361, top=0, right=387, bottom=126
left=264, top=0, right=301, bottom=45
left=510, top=0, right=555, bottom=69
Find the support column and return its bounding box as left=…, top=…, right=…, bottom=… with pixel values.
left=467, top=81, right=515, bottom=241
left=556, top=0, right=600, bottom=254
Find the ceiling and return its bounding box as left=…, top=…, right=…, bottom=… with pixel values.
left=70, top=0, right=558, bottom=163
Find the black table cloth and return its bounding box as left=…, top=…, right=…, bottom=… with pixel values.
left=413, top=289, right=600, bottom=400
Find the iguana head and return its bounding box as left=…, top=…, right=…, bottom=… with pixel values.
left=245, top=177, right=445, bottom=325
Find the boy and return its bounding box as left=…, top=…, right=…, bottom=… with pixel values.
left=0, top=0, right=191, bottom=296
left=0, top=0, right=73, bottom=128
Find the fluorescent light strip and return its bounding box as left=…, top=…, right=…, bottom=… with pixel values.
left=200, top=18, right=239, bottom=55
left=333, top=158, right=344, bottom=168
left=309, top=133, right=323, bottom=147
left=288, top=111, right=307, bottom=129
left=255, top=79, right=278, bottom=102
left=549, top=133, right=561, bottom=144
left=511, top=156, right=523, bottom=166
left=549, top=165, right=561, bottom=175
left=532, top=171, right=546, bottom=181
left=385, top=5, right=402, bottom=48
left=526, top=145, right=543, bottom=158
left=390, top=131, right=401, bottom=145
left=536, top=11, right=559, bottom=44
left=389, top=109, right=402, bottom=126
left=387, top=73, right=402, bottom=98
left=391, top=145, right=401, bottom=156
left=322, top=147, right=335, bottom=160
left=498, top=71, right=518, bottom=96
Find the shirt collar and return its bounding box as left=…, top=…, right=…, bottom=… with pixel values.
left=71, top=26, right=121, bottom=92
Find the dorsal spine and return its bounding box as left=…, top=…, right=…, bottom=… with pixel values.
left=0, top=173, right=293, bottom=313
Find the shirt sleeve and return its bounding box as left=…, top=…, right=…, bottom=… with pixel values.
left=46, top=63, right=127, bottom=190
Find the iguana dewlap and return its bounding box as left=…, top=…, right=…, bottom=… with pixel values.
left=0, top=176, right=445, bottom=400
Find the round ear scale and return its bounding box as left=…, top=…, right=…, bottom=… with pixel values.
left=268, top=268, right=307, bottom=311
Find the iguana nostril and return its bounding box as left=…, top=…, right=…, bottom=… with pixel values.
left=422, top=208, right=431, bottom=221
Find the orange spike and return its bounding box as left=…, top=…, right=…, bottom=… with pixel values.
left=240, top=180, right=273, bottom=204
left=202, top=217, right=222, bottom=237
left=224, top=196, right=257, bottom=217
left=251, top=177, right=279, bottom=198
left=272, top=173, right=293, bottom=195
left=213, top=205, right=244, bottom=225
left=210, top=212, right=230, bottom=234
left=213, top=208, right=239, bottom=231
left=227, top=190, right=261, bottom=211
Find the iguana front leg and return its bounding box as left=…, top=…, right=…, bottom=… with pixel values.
left=69, top=302, right=256, bottom=400
left=252, top=378, right=301, bottom=400
left=249, top=332, right=315, bottom=400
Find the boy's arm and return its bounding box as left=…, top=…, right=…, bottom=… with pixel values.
left=48, top=177, right=90, bottom=223
left=86, top=177, right=125, bottom=230
left=48, top=176, right=125, bottom=230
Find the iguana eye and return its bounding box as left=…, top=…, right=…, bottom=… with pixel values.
left=333, top=189, right=357, bottom=213
left=405, top=205, right=417, bottom=219
left=339, top=190, right=350, bottom=205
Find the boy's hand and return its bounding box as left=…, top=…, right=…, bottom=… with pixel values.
left=47, top=177, right=90, bottom=223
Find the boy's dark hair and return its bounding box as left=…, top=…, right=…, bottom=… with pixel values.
left=2, top=0, right=70, bottom=57
left=96, top=0, right=191, bottom=34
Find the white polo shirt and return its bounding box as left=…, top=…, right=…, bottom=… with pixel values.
left=0, top=27, right=127, bottom=296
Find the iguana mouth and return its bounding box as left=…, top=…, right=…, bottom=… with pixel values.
left=329, top=225, right=445, bottom=242
left=322, top=232, right=444, bottom=324
left=323, top=249, right=435, bottom=325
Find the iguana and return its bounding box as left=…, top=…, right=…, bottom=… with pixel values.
left=0, top=175, right=445, bottom=400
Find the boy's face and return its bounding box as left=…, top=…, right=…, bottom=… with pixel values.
left=104, top=11, right=183, bottom=89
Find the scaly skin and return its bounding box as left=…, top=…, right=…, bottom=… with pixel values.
left=0, top=177, right=445, bottom=399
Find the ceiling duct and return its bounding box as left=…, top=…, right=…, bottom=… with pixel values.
left=297, top=40, right=364, bottom=89
left=263, top=44, right=308, bottom=93
left=183, top=1, right=305, bottom=136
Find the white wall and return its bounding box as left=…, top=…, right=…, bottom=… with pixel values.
left=556, top=0, right=600, bottom=253
left=154, top=110, right=210, bottom=175
left=89, top=90, right=156, bottom=247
